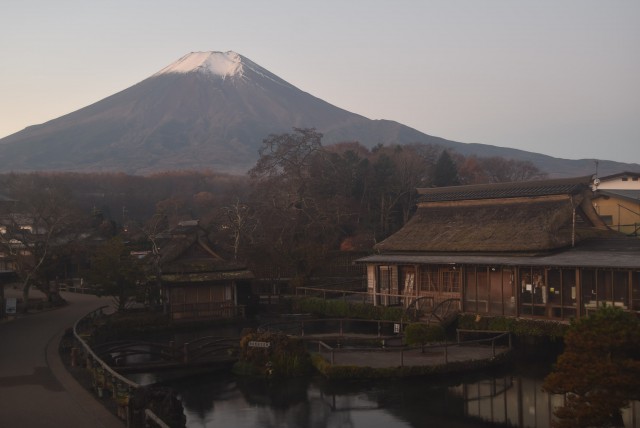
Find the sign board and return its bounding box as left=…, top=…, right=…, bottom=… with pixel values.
left=5, top=297, right=17, bottom=315
left=394, top=323, right=400, bottom=334
left=248, top=341, right=271, bottom=348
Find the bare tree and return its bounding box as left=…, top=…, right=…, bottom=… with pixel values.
left=0, top=175, right=83, bottom=308
left=480, top=157, right=547, bottom=182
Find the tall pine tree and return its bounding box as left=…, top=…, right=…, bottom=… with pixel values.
left=432, top=150, right=460, bottom=187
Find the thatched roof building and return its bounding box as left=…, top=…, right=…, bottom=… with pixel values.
left=358, top=176, right=640, bottom=322
left=156, top=220, right=253, bottom=284
left=375, top=176, right=614, bottom=254
left=154, top=220, right=253, bottom=320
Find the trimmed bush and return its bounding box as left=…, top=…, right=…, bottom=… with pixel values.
left=457, top=314, right=568, bottom=339
left=404, top=323, right=445, bottom=351
left=293, top=297, right=406, bottom=321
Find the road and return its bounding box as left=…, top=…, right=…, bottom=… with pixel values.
left=0, top=287, right=123, bottom=427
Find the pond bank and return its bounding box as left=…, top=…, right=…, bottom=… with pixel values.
left=311, top=342, right=512, bottom=380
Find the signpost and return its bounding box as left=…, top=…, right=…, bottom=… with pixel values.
left=248, top=341, right=271, bottom=348
left=5, top=297, right=17, bottom=315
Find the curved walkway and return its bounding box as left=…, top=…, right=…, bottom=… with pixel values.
left=0, top=286, right=122, bottom=428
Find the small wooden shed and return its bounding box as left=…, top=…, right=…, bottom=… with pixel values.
left=156, top=221, right=254, bottom=321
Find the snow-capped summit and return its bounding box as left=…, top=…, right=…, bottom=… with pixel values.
left=1, top=49, right=606, bottom=176
left=154, top=51, right=244, bottom=78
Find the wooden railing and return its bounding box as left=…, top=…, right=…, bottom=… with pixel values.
left=311, top=329, right=512, bottom=367
left=72, top=306, right=171, bottom=428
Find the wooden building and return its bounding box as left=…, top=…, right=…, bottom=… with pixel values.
left=591, top=171, right=640, bottom=236
left=357, top=176, right=640, bottom=321
left=155, top=221, right=254, bottom=321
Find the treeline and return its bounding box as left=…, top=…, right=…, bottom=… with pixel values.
left=0, top=129, right=545, bottom=285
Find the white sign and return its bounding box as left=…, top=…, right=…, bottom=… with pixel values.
left=394, top=323, right=400, bottom=334
left=5, top=297, right=17, bottom=314
left=248, top=341, right=271, bottom=348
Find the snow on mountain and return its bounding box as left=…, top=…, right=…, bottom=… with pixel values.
left=154, top=51, right=244, bottom=78
left=0, top=50, right=637, bottom=176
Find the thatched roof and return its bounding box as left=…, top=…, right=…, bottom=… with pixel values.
left=154, top=222, right=253, bottom=281
left=376, top=177, right=614, bottom=254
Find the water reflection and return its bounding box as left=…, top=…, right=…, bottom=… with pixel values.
left=161, top=368, right=640, bottom=428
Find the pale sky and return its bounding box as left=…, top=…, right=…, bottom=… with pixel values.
left=1, top=0, right=638, bottom=164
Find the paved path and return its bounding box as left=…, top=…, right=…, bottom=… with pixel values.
left=0, top=286, right=123, bottom=428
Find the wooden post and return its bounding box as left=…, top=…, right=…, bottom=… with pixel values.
left=71, top=347, right=79, bottom=367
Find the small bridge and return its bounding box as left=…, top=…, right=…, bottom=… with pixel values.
left=92, top=336, right=239, bottom=373
left=405, top=297, right=461, bottom=325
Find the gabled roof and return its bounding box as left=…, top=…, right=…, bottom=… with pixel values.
left=595, top=189, right=640, bottom=204
left=376, top=176, right=614, bottom=254
left=154, top=223, right=252, bottom=280
left=598, top=171, right=640, bottom=182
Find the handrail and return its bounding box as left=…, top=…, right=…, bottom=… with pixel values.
left=259, top=317, right=405, bottom=338
left=144, top=409, right=171, bottom=428
left=72, top=306, right=138, bottom=389
left=72, top=306, right=170, bottom=427
left=311, top=329, right=512, bottom=367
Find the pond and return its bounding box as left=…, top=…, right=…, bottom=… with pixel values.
left=145, top=360, right=640, bottom=428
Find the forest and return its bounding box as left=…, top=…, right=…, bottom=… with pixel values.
left=0, top=128, right=546, bottom=298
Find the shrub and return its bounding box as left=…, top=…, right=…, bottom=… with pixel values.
left=236, top=330, right=313, bottom=378
left=457, top=314, right=567, bottom=339
left=404, top=323, right=446, bottom=352
left=293, top=297, right=406, bottom=321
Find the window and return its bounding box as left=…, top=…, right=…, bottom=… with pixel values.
left=600, top=215, right=613, bottom=225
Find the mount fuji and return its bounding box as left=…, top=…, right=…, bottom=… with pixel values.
left=0, top=51, right=637, bottom=176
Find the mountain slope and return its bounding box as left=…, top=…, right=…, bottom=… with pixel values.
left=1, top=51, right=638, bottom=176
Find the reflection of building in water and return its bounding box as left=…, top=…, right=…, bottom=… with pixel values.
left=452, top=376, right=640, bottom=428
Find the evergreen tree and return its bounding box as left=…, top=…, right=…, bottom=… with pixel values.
left=543, top=307, right=640, bottom=427
left=432, top=150, right=460, bottom=187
